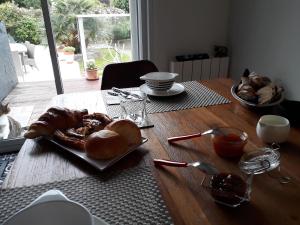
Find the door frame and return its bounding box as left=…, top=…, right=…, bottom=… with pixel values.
left=41, top=0, right=64, bottom=95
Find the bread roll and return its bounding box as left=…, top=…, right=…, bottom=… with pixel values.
left=85, top=130, right=128, bottom=159
left=105, top=119, right=142, bottom=147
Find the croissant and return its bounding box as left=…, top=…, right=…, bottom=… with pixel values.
left=256, top=84, right=276, bottom=104
left=53, top=130, right=86, bottom=150
left=24, top=107, right=88, bottom=139
left=249, top=73, right=271, bottom=90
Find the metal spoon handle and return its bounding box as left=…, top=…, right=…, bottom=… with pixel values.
left=154, top=159, right=188, bottom=167
left=167, top=133, right=202, bottom=143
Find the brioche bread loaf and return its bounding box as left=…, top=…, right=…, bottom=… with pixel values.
left=85, top=120, right=142, bottom=160
left=85, top=130, right=128, bottom=159
left=105, top=119, right=142, bottom=147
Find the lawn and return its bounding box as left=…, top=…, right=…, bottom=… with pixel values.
left=78, top=48, right=131, bottom=76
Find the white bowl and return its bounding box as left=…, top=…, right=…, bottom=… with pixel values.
left=141, top=72, right=178, bottom=91
left=4, top=200, right=93, bottom=225
left=140, top=72, right=178, bottom=82
left=3, top=190, right=108, bottom=225
left=145, top=81, right=174, bottom=91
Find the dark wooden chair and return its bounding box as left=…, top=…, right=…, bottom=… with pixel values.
left=101, top=60, right=158, bottom=90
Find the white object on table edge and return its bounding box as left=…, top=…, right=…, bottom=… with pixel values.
left=3, top=190, right=108, bottom=225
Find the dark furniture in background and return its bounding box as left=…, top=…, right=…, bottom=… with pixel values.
left=24, top=41, right=38, bottom=71
left=101, top=60, right=158, bottom=90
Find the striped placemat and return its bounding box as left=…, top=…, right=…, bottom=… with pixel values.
left=102, top=81, right=230, bottom=118
left=0, top=164, right=172, bottom=224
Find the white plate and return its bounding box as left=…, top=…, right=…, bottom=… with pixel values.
left=46, top=137, right=148, bottom=171
left=140, top=83, right=185, bottom=97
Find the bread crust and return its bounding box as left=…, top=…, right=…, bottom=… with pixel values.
left=105, top=120, right=142, bottom=147
left=85, top=130, right=128, bottom=159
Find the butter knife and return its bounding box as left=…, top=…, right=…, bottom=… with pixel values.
left=112, top=87, right=150, bottom=102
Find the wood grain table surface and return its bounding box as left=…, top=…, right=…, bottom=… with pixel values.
left=3, top=79, right=300, bottom=225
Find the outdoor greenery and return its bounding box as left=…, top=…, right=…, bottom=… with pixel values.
left=112, top=19, right=130, bottom=40
left=0, top=0, right=132, bottom=75
left=0, top=0, right=131, bottom=47
left=14, top=0, right=40, bottom=9
left=86, top=59, right=97, bottom=70
left=79, top=48, right=131, bottom=74
left=112, top=0, right=129, bottom=13
left=51, top=0, right=100, bottom=53
left=0, top=2, right=41, bottom=44
left=63, top=46, right=76, bottom=52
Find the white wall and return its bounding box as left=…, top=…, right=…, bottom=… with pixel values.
left=148, top=0, right=230, bottom=71
left=229, top=0, right=300, bottom=101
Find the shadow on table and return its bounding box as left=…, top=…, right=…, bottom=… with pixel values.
left=32, top=138, right=149, bottom=180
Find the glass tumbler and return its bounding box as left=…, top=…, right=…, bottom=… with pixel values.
left=119, top=92, right=147, bottom=126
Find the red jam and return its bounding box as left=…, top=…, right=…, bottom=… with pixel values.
left=210, top=173, right=247, bottom=206
left=212, top=133, right=247, bottom=158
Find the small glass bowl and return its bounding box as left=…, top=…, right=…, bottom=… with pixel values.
left=211, top=127, right=248, bottom=158
left=239, top=147, right=280, bottom=175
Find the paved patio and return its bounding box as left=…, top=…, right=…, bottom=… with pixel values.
left=5, top=43, right=131, bottom=126
left=3, top=79, right=101, bottom=125
left=18, top=45, right=84, bottom=82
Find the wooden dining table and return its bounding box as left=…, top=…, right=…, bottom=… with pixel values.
left=3, top=79, right=300, bottom=225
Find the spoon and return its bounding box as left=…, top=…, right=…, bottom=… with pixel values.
left=167, top=129, right=218, bottom=143
left=154, top=159, right=219, bottom=175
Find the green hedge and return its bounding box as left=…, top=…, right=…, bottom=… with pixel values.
left=0, top=2, right=41, bottom=44
left=13, top=0, right=41, bottom=9
left=112, top=0, right=129, bottom=13
left=112, top=20, right=130, bottom=40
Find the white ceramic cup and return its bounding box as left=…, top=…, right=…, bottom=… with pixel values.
left=256, top=115, right=290, bottom=143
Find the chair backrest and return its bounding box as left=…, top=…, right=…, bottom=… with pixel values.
left=101, top=60, right=159, bottom=90
left=24, top=41, right=35, bottom=59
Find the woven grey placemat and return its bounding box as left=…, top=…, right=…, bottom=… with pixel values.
left=103, top=81, right=230, bottom=118
left=0, top=165, right=172, bottom=224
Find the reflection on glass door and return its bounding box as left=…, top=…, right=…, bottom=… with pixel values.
left=0, top=0, right=57, bottom=143
left=0, top=0, right=134, bottom=147
left=50, top=0, right=132, bottom=93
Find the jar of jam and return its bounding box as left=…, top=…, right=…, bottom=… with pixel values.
left=210, top=173, right=248, bottom=206
left=201, top=172, right=250, bottom=207
left=211, top=127, right=248, bottom=158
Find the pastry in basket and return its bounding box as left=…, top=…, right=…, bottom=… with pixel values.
left=85, top=119, right=142, bottom=160
left=24, top=107, right=88, bottom=139
left=236, top=69, right=283, bottom=105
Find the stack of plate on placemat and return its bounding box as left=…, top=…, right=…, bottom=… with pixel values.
left=140, top=72, right=185, bottom=97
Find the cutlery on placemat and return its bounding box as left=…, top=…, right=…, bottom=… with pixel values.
left=107, top=91, right=119, bottom=96
left=112, top=87, right=150, bottom=102
left=154, top=159, right=219, bottom=175
left=112, top=87, right=140, bottom=99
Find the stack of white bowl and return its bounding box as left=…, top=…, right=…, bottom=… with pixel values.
left=140, top=72, right=178, bottom=92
